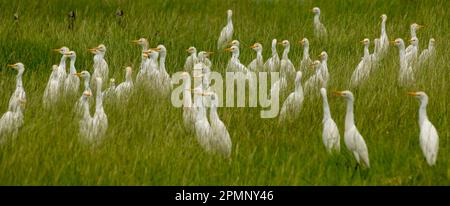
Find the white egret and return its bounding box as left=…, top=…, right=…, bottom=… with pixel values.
left=406, top=23, right=424, bottom=54
left=92, top=77, right=108, bottom=141
left=43, top=65, right=61, bottom=109
left=7, top=63, right=26, bottom=112
left=264, top=39, right=280, bottom=72
left=198, top=51, right=213, bottom=68
left=418, top=38, right=435, bottom=67
left=102, top=78, right=116, bottom=103
left=153, top=45, right=172, bottom=96
left=350, top=39, right=372, bottom=87
left=279, top=40, right=296, bottom=83
left=79, top=91, right=93, bottom=142
left=225, top=46, right=247, bottom=72
left=52, top=46, right=69, bottom=86
left=392, top=38, right=414, bottom=85
left=143, top=49, right=160, bottom=89
left=304, top=60, right=323, bottom=97
left=371, top=38, right=381, bottom=68
left=207, top=92, right=232, bottom=158
left=407, top=91, right=439, bottom=166
left=132, top=38, right=149, bottom=52
left=379, top=14, right=389, bottom=55
left=74, top=71, right=92, bottom=115
left=333, top=90, right=370, bottom=168
left=299, top=38, right=312, bottom=72
left=136, top=52, right=150, bottom=89
left=318, top=51, right=330, bottom=87
left=184, top=46, right=198, bottom=73
left=279, top=71, right=304, bottom=124
left=405, top=37, right=419, bottom=68
left=312, top=7, right=327, bottom=38
left=194, top=91, right=213, bottom=152
left=115, top=67, right=134, bottom=102
left=229, top=39, right=240, bottom=48
left=320, top=88, right=340, bottom=153
left=181, top=72, right=196, bottom=133
left=248, top=43, right=264, bottom=72
left=89, top=44, right=109, bottom=90
left=63, top=51, right=80, bottom=97
left=217, top=9, right=233, bottom=50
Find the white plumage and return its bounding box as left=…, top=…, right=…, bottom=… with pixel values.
left=115, top=67, right=134, bottom=102
left=63, top=51, right=80, bottom=97
left=90, top=44, right=109, bottom=90
left=248, top=43, right=264, bottom=72
left=312, top=7, right=327, bottom=38
left=43, top=65, right=61, bottom=109
left=408, top=91, right=439, bottom=166
left=320, top=88, right=340, bottom=153
left=279, top=71, right=304, bottom=124
left=208, top=92, right=232, bottom=157
left=350, top=39, right=372, bottom=87
left=264, top=39, right=280, bottom=72
left=217, top=9, right=233, bottom=50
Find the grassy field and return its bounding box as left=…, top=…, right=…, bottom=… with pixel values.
left=0, top=0, right=449, bottom=185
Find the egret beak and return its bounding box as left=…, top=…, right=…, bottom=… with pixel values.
left=407, top=92, right=417, bottom=96
left=74, top=73, right=82, bottom=77
left=52, top=48, right=61, bottom=52
left=299, top=40, right=305, bottom=45
left=151, top=47, right=161, bottom=52
left=88, top=48, right=97, bottom=53
left=277, top=42, right=283, bottom=45
left=131, top=40, right=140, bottom=44
left=390, top=40, right=396, bottom=45
left=186, top=49, right=191, bottom=52
left=417, top=24, right=425, bottom=29
left=7, top=64, right=16, bottom=68
left=409, top=39, right=413, bottom=43
left=360, top=40, right=365, bottom=44
left=224, top=48, right=232, bottom=52
left=250, top=44, right=257, bottom=48
left=332, top=91, right=343, bottom=96
left=318, top=54, right=323, bottom=58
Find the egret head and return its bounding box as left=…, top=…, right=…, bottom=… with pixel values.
left=408, top=91, right=428, bottom=102
left=312, top=7, right=321, bottom=14
left=320, top=87, right=327, bottom=97
left=409, top=37, right=418, bottom=45
left=429, top=38, right=435, bottom=46
left=132, top=38, right=148, bottom=46
left=144, top=49, right=159, bottom=59
left=391, top=38, right=404, bottom=47
left=411, top=23, right=425, bottom=30
left=295, top=71, right=303, bottom=82
left=109, top=78, right=115, bottom=84
left=227, top=9, right=232, bottom=17
left=229, top=40, right=240, bottom=47
left=271, top=39, right=277, bottom=47
left=154, top=45, right=166, bottom=53
left=333, top=90, right=354, bottom=101
left=63, top=51, right=76, bottom=58
left=381, top=14, right=387, bottom=21
left=75, top=70, right=90, bottom=79
left=319, top=51, right=328, bottom=60
left=224, top=45, right=239, bottom=54
left=310, top=60, right=321, bottom=69
left=300, top=38, right=309, bottom=46
left=125, top=66, right=132, bottom=74
left=250, top=43, right=262, bottom=51
left=53, top=47, right=70, bottom=55
left=186, top=46, right=197, bottom=54
left=7, top=62, right=25, bottom=73
left=51, top=65, right=58, bottom=71
left=360, top=38, right=370, bottom=46
left=278, top=40, right=290, bottom=47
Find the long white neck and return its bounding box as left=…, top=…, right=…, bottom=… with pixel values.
left=227, top=14, right=232, bottom=25
left=345, top=98, right=355, bottom=131
left=303, top=45, right=309, bottom=60
left=59, top=55, right=67, bottom=70
left=271, top=43, right=277, bottom=57
left=294, top=78, right=303, bottom=96
left=84, top=77, right=90, bottom=91
left=96, top=80, right=103, bottom=110
left=83, top=97, right=91, bottom=119
left=183, top=78, right=192, bottom=107
left=321, top=92, right=331, bottom=119
left=418, top=98, right=428, bottom=126
left=210, top=103, right=219, bottom=125
left=94, top=53, right=104, bottom=62
left=314, top=14, right=320, bottom=25
left=381, top=19, right=386, bottom=36
left=411, top=28, right=416, bottom=38
left=364, top=44, right=370, bottom=57
left=16, top=70, right=24, bottom=88
left=159, top=53, right=166, bottom=72
left=282, top=45, right=290, bottom=60
left=232, top=50, right=240, bottom=59
left=256, top=50, right=263, bottom=63
left=126, top=71, right=132, bottom=83
left=69, top=57, right=77, bottom=74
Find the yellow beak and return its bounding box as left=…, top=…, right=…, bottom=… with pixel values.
left=131, top=40, right=140, bottom=44
left=52, top=48, right=61, bottom=52
left=151, top=47, right=161, bottom=52
left=224, top=48, right=232, bottom=52
left=7, top=64, right=16, bottom=68
left=332, top=91, right=343, bottom=96
left=407, top=92, right=417, bottom=96
left=74, top=73, right=82, bottom=77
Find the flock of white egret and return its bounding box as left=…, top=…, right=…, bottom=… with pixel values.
left=0, top=8, right=439, bottom=167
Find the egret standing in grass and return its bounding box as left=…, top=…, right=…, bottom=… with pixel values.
left=225, top=45, right=247, bottom=72
left=115, top=67, right=134, bottom=102
left=63, top=51, right=80, bottom=97
left=406, top=23, right=424, bottom=53
left=279, top=71, right=304, bottom=124
left=351, top=38, right=372, bottom=87
left=7, top=63, right=26, bottom=112
left=154, top=45, right=172, bottom=96
left=43, top=65, right=61, bottom=109
left=79, top=91, right=93, bottom=142
left=279, top=40, right=296, bottom=83
left=92, top=77, right=108, bottom=141
left=180, top=72, right=196, bottom=133
left=208, top=92, right=232, bottom=158
left=299, top=38, right=312, bottom=73
left=132, top=38, right=149, bottom=52
left=318, top=51, right=330, bottom=87
left=89, top=44, right=109, bottom=90
left=334, top=90, right=370, bottom=168
left=392, top=38, right=414, bottom=86
left=198, top=51, right=213, bottom=68
left=217, top=9, right=233, bottom=50
left=74, top=71, right=92, bottom=115
left=264, top=39, right=280, bottom=72
left=408, top=91, right=439, bottom=166
left=184, top=46, right=198, bottom=73
left=248, top=43, right=264, bottom=72
left=304, top=60, right=323, bottom=97
left=312, top=7, right=327, bottom=38
left=52, top=47, right=69, bottom=86
left=320, top=88, right=340, bottom=153
left=418, top=38, right=435, bottom=67
left=379, top=14, right=389, bottom=55
left=102, top=78, right=116, bottom=103
left=405, top=37, right=419, bottom=68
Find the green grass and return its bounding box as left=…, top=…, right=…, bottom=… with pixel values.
left=0, top=0, right=449, bottom=185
